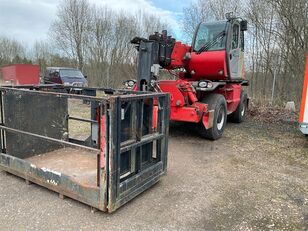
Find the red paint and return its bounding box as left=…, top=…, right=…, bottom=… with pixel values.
left=159, top=80, right=185, bottom=107
left=1, top=64, right=40, bottom=85
left=169, top=101, right=208, bottom=124
left=159, top=80, right=209, bottom=124
left=100, top=115, right=106, bottom=168
left=186, top=50, right=228, bottom=81
left=168, top=42, right=191, bottom=69
left=152, top=106, right=158, bottom=131
left=169, top=103, right=203, bottom=123
left=159, top=79, right=200, bottom=106
left=178, top=80, right=198, bottom=104
left=216, top=84, right=242, bottom=114
left=158, top=79, right=241, bottom=128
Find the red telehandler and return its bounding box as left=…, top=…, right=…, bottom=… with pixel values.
left=127, top=14, right=248, bottom=140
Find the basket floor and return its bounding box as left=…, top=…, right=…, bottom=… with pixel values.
left=25, top=147, right=98, bottom=188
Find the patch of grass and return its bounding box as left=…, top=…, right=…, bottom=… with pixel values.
left=68, top=99, right=91, bottom=139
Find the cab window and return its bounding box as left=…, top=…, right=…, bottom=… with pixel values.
left=240, top=31, right=244, bottom=51
left=232, top=24, right=239, bottom=49
left=194, top=22, right=227, bottom=52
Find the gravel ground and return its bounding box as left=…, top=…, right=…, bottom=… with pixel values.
left=0, top=119, right=307, bottom=231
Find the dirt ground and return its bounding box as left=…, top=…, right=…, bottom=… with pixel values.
left=0, top=118, right=307, bottom=230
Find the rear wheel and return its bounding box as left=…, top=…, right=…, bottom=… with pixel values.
left=228, top=91, right=248, bottom=123
left=198, top=94, right=227, bottom=140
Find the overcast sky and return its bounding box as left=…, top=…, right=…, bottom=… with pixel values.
left=0, top=0, right=191, bottom=48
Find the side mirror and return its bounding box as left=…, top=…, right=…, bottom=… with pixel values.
left=241, top=20, right=248, bottom=31
left=84, top=75, right=87, bottom=79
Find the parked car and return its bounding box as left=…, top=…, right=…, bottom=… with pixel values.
left=44, top=67, right=88, bottom=89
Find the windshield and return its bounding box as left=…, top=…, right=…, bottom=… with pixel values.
left=59, top=69, right=84, bottom=78
left=193, top=21, right=227, bottom=52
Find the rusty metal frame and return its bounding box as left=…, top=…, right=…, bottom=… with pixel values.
left=0, top=85, right=170, bottom=213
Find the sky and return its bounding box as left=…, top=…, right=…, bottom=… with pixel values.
left=0, top=0, right=191, bottom=48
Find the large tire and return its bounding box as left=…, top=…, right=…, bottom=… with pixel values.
left=228, top=91, right=248, bottom=123
left=198, top=94, right=227, bottom=140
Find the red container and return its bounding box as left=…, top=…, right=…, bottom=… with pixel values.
left=1, top=64, right=40, bottom=85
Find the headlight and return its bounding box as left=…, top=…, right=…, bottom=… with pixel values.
left=198, top=81, right=207, bottom=88
left=207, top=82, right=213, bottom=88
left=124, top=80, right=136, bottom=88
left=127, top=80, right=135, bottom=87
left=64, top=82, right=70, bottom=86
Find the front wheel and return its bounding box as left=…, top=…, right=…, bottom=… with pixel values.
left=198, top=94, right=227, bottom=140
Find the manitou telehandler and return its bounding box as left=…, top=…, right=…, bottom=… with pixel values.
left=127, top=13, right=248, bottom=140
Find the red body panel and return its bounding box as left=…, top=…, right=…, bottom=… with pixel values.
left=152, top=106, right=158, bottom=131
left=100, top=115, right=106, bottom=168
left=158, top=80, right=242, bottom=127
left=159, top=80, right=207, bottom=124
left=186, top=50, right=228, bottom=81
left=169, top=104, right=205, bottom=123
left=169, top=42, right=190, bottom=69
left=1, top=64, right=40, bottom=85
left=215, top=84, right=241, bottom=114
left=159, top=80, right=186, bottom=107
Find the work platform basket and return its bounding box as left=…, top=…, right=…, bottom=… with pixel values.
left=0, top=85, right=169, bottom=212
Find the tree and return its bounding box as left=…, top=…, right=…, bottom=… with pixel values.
left=32, top=41, right=52, bottom=72
left=182, top=0, right=244, bottom=42
left=0, top=36, right=25, bottom=66
left=85, top=7, right=170, bottom=88
left=50, top=0, right=92, bottom=70
left=245, top=0, right=308, bottom=104
left=182, top=0, right=308, bottom=106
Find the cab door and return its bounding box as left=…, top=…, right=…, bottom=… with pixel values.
left=228, top=22, right=241, bottom=79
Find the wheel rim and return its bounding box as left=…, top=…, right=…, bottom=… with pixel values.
left=217, top=107, right=225, bottom=131
left=241, top=103, right=246, bottom=117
